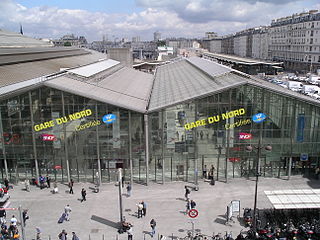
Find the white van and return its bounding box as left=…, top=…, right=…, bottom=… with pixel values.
left=286, top=81, right=303, bottom=92
left=308, top=76, right=320, bottom=85
left=302, top=85, right=320, bottom=95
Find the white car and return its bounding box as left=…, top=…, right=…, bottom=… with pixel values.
left=311, top=93, right=320, bottom=100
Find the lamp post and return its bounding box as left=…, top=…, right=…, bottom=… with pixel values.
left=246, top=140, right=272, bottom=235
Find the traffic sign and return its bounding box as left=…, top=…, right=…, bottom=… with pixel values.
left=188, top=209, right=198, bottom=218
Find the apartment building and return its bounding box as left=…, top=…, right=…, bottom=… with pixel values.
left=269, top=10, right=320, bottom=71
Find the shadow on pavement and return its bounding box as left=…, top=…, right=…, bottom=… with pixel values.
left=91, top=215, right=120, bottom=229
left=214, top=217, right=226, bottom=225
left=176, top=197, right=186, bottom=201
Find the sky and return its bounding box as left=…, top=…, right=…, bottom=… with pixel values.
left=0, top=0, right=319, bottom=42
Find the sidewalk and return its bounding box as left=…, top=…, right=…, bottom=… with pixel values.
left=6, top=176, right=320, bottom=240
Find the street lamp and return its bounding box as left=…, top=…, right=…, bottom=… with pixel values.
left=245, top=140, right=272, bottom=236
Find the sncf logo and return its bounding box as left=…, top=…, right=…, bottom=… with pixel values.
left=239, top=133, right=252, bottom=140
left=41, top=134, right=56, bottom=141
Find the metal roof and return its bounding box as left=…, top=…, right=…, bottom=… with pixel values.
left=148, top=58, right=248, bottom=112
left=67, top=59, right=120, bottom=77
left=44, top=66, right=154, bottom=113
left=203, top=52, right=283, bottom=66
left=0, top=47, right=89, bottom=66
left=187, top=56, right=232, bottom=76
left=0, top=49, right=106, bottom=88
left=265, top=189, right=320, bottom=209
left=0, top=29, right=53, bottom=48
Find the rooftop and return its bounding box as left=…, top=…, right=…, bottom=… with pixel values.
left=0, top=29, right=53, bottom=48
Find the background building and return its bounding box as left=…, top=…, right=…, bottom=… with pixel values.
left=269, top=10, right=320, bottom=72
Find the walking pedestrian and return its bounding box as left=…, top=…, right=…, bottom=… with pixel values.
left=4, top=178, right=9, bottom=190
left=184, top=186, right=190, bottom=201
left=46, top=175, right=51, bottom=188
left=64, top=204, right=72, bottom=221
left=142, top=201, right=147, bottom=217
left=186, top=199, right=191, bottom=214
left=72, top=232, right=79, bottom=240
left=22, top=209, right=29, bottom=226
left=58, top=230, right=67, bottom=240
left=126, top=183, right=132, bottom=197
left=81, top=188, right=86, bottom=202
left=202, top=165, right=207, bottom=179
left=190, top=200, right=196, bottom=209
left=127, top=224, right=133, bottom=240
left=35, top=227, right=41, bottom=240
left=69, top=179, right=74, bottom=194
left=150, top=219, right=156, bottom=237
left=10, top=215, right=17, bottom=227
left=137, top=202, right=143, bottom=218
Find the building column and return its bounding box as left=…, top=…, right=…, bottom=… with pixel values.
left=95, top=103, right=102, bottom=185
left=28, top=91, right=39, bottom=183
left=61, top=92, right=70, bottom=183
left=0, top=110, right=8, bottom=179
left=144, top=114, right=149, bottom=185
left=161, top=110, right=165, bottom=184
left=128, top=111, right=133, bottom=185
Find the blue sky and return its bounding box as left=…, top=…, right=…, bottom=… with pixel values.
left=0, top=0, right=319, bottom=42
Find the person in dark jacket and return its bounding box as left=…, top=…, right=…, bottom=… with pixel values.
left=81, top=188, right=86, bottom=202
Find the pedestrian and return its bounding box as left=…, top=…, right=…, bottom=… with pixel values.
left=142, top=201, right=147, bottom=217
left=39, top=175, right=45, bottom=189
left=10, top=215, right=17, bottom=227
left=121, top=176, right=125, bottom=188
left=64, top=204, right=72, bottom=221
left=186, top=199, right=191, bottom=214
left=202, top=165, right=207, bottom=179
left=95, top=172, right=100, bottom=186
left=4, top=178, right=9, bottom=190
left=315, top=166, right=320, bottom=180
left=58, top=230, right=67, bottom=240
left=53, top=181, right=58, bottom=194
left=22, top=210, right=29, bottom=226
left=72, top=232, right=79, bottom=240
left=190, top=200, right=196, bottom=209
left=209, top=165, right=215, bottom=180
left=150, top=219, right=156, bottom=237
left=184, top=186, right=190, bottom=201
left=81, top=188, right=86, bottom=202
left=127, top=224, right=133, bottom=240
left=35, top=227, right=41, bottom=240
left=126, top=183, right=132, bottom=197
left=69, top=179, right=74, bottom=194
left=0, top=208, right=6, bottom=225
left=46, top=175, right=51, bottom=188
left=137, top=202, right=143, bottom=218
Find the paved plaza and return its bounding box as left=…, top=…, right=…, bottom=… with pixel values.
left=5, top=176, right=320, bottom=240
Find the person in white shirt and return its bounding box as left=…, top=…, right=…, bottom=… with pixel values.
left=10, top=215, right=17, bottom=226
left=64, top=204, right=72, bottom=221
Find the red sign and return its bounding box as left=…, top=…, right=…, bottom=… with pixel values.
left=41, top=134, right=56, bottom=141
left=239, top=133, right=252, bottom=140
left=188, top=209, right=198, bottom=218
left=229, top=157, right=241, bottom=162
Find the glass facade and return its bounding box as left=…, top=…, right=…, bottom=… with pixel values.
left=1, top=84, right=320, bottom=184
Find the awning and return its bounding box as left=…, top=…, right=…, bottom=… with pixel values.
left=265, top=189, right=320, bottom=209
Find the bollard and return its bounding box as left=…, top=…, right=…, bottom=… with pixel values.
left=102, top=234, right=105, bottom=240
left=144, top=233, right=146, bottom=240
left=49, top=235, right=51, bottom=240
left=116, top=234, right=119, bottom=240
left=89, top=234, right=91, bottom=240
left=158, top=233, right=160, bottom=240
left=172, top=233, right=174, bottom=240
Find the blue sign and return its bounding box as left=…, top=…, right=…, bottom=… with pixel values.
left=252, top=113, right=267, bottom=123
left=300, top=153, right=308, bottom=161
left=296, top=114, right=305, bottom=142
left=102, top=114, right=116, bottom=124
